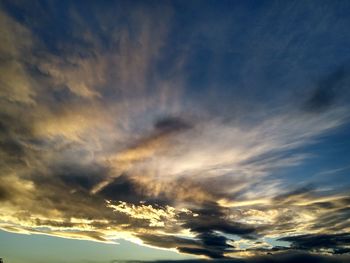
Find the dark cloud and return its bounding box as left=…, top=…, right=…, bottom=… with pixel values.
left=279, top=233, right=350, bottom=254
left=304, top=65, right=350, bottom=112
left=177, top=247, right=225, bottom=259
left=99, top=174, right=171, bottom=207
left=254, top=191, right=350, bottom=239
left=116, top=251, right=350, bottom=263
left=311, top=207, right=350, bottom=232
left=137, top=231, right=233, bottom=259
left=161, top=202, right=256, bottom=258
left=55, top=164, right=108, bottom=191
left=0, top=137, right=24, bottom=158
left=177, top=232, right=234, bottom=258
left=154, top=117, right=192, bottom=133
left=0, top=185, right=11, bottom=201
left=133, top=203, right=251, bottom=258
left=184, top=202, right=256, bottom=238
left=137, top=234, right=199, bottom=249
left=0, top=116, right=30, bottom=165
left=198, top=232, right=231, bottom=250
left=273, top=185, right=314, bottom=204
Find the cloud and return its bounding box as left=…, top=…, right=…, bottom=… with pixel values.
left=0, top=10, right=35, bottom=104
left=111, top=251, right=350, bottom=263
left=154, top=116, right=192, bottom=133
left=304, top=65, right=350, bottom=113
left=137, top=231, right=233, bottom=259
left=279, top=233, right=350, bottom=254
left=0, top=0, right=350, bottom=260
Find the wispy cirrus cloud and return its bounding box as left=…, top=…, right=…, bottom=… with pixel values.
left=0, top=0, right=350, bottom=260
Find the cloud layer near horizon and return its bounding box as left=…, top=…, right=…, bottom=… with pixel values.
left=0, top=0, right=350, bottom=260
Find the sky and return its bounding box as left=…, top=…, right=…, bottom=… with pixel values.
left=0, top=0, right=350, bottom=262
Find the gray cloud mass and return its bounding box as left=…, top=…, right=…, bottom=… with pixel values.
left=0, top=0, right=350, bottom=260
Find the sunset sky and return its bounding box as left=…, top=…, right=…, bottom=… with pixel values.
left=0, top=1, right=350, bottom=262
